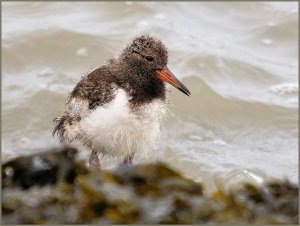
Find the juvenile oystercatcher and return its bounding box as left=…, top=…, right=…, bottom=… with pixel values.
left=53, top=35, right=190, bottom=168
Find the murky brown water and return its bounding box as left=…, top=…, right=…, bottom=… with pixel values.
left=2, top=2, right=298, bottom=191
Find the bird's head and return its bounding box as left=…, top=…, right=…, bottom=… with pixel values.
left=121, top=35, right=190, bottom=96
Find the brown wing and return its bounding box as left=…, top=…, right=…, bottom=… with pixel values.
left=69, top=66, right=116, bottom=110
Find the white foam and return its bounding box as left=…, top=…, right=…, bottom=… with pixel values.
left=267, top=21, right=277, bottom=27
left=269, top=83, right=298, bottom=96
left=189, top=135, right=203, bottom=141
left=136, top=20, right=148, bottom=27
left=76, top=47, right=88, bottom=57
left=287, top=98, right=298, bottom=105
left=212, top=139, right=227, bottom=146
left=154, top=14, right=165, bottom=20
left=261, top=38, right=273, bottom=46
left=38, top=68, right=53, bottom=76
left=39, top=83, right=47, bottom=89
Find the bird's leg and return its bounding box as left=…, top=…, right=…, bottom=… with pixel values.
left=123, top=152, right=135, bottom=165
left=89, top=149, right=101, bottom=169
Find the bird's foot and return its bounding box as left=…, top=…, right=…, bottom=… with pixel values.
left=89, top=150, right=101, bottom=169
left=122, top=153, right=135, bottom=166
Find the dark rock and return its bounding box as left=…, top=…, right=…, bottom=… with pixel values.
left=2, top=147, right=87, bottom=189
left=1, top=147, right=298, bottom=224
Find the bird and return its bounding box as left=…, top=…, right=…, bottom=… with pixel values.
left=53, top=35, right=190, bottom=168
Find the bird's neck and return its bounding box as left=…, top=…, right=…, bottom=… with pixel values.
left=114, top=62, right=166, bottom=105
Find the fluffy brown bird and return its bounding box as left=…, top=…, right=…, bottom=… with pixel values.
left=53, top=35, right=190, bottom=168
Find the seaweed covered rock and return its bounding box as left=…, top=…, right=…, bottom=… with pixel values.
left=2, top=147, right=298, bottom=224
left=2, top=147, right=87, bottom=189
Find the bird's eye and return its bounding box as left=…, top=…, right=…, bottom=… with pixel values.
left=145, top=56, right=154, bottom=62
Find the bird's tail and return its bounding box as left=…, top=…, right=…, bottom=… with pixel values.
left=52, top=112, right=81, bottom=143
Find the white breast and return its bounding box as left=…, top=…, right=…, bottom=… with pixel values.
left=79, top=88, right=167, bottom=158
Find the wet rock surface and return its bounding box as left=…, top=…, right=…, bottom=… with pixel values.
left=2, top=147, right=298, bottom=224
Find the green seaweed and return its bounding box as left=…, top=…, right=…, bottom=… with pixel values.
left=2, top=147, right=298, bottom=224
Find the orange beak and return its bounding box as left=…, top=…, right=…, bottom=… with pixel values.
left=156, top=67, right=191, bottom=96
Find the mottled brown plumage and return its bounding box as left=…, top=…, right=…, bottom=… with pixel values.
left=53, top=35, right=190, bottom=168
left=69, top=35, right=168, bottom=109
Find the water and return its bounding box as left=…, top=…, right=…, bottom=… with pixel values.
left=2, top=2, right=298, bottom=191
